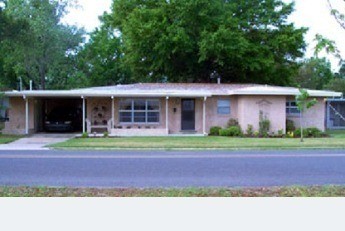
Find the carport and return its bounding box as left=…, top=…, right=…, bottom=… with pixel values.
left=34, top=98, right=83, bottom=133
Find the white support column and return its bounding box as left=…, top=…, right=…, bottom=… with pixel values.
left=111, top=96, right=115, bottom=128
left=24, top=96, right=29, bottom=135
left=203, top=96, right=207, bottom=135
left=82, top=96, right=86, bottom=133
left=166, top=96, right=169, bottom=135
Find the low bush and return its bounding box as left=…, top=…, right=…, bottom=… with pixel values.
left=259, top=111, right=270, bottom=137
left=103, top=131, right=109, bottom=138
left=219, top=126, right=242, bottom=137
left=294, top=127, right=324, bottom=138
left=81, top=132, right=89, bottom=138
left=209, top=126, right=222, bottom=136
left=227, top=119, right=239, bottom=127
left=246, top=124, right=254, bottom=137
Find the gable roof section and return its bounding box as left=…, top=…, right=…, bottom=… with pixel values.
left=4, top=83, right=343, bottom=98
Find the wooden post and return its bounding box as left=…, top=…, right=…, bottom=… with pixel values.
left=166, top=96, right=169, bottom=135
left=203, top=96, right=207, bottom=135
left=82, top=96, right=85, bottom=133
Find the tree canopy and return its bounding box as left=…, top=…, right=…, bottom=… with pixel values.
left=0, top=0, right=84, bottom=90
left=109, top=0, right=307, bottom=84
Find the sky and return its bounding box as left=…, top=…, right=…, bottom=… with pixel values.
left=62, top=0, right=345, bottom=71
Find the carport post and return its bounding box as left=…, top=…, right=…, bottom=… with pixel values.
left=203, top=96, right=207, bottom=135
left=166, top=96, right=169, bottom=135
left=82, top=96, right=85, bottom=133
left=24, top=96, right=29, bottom=135
left=111, top=96, right=115, bottom=128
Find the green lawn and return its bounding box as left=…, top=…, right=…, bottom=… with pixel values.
left=326, top=130, right=345, bottom=138
left=51, top=136, right=345, bottom=150
left=1, top=186, right=345, bottom=197
left=0, top=134, right=21, bottom=144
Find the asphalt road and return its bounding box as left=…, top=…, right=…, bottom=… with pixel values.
left=0, top=149, right=345, bottom=188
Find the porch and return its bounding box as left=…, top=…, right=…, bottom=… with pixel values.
left=83, top=96, right=209, bottom=136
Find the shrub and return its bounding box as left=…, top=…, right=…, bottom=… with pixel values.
left=259, top=111, right=270, bottom=137
left=81, top=132, right=89, bottom=138
left=246, top=124, right=254, bottom=137
left=219, top=126, right=242, bottom=137
left=294, top=127, right=323, bottom=138
left=103, top=131, right=109, bottom=138
left=286, top=119, right=295, bottom=132
left=227, top=118, right=239, bottom=127
left=209, top=126, right=222, bottom=136
left=277, top=129, right=284, bottom=136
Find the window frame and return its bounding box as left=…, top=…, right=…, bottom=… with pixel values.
left=217, top=99, right=231, bottom=115
left=286, top=101, right=300, bottom=115
left=119, top=99, right=161, bottom=124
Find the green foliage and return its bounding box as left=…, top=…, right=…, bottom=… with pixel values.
left=324, top=64, right=345, bottom=95
left=81, top=132, right=89, bottom=138
left=286, top=119, right=295, bottom=132
left=209, top=126, right=221, bottom=136
left=75, top=14, right=131, bottom=87
left=110, top=0, right=306, bottom=84
left=277, top=129, right=284, bottom=136
left=294, top=57, right=335, bottom=90
left=259, top=111, right=270, bottom=137
left=246, top=124, right=254, bottom=137
left=103, top=131, right=109, bottom=138
left=227, top=119, right=239, bottom=128
left=294, top=127, right=324, bottom=138
left=295, top=89, right=317, bottom=113
left=219, top=126, right=242, bottom=137
left=295, top=89, right=317, bottom=142
left=1, top=0, right=84, bottom=90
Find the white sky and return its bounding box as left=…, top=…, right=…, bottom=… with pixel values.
left=62, top=0, right=345, bottom=71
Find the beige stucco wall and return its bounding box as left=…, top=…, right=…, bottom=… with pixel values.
left=287, top=97, right=326, bottom=131
left=3, top=97, right=34, bottom=135
left=237, top=95, right=286, bottom=134
left=86, top=98, right=112, bottom=126
left=205, top=96, right=238, bottom=133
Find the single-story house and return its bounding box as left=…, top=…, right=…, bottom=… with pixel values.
left=2, top=83, right=343, bottom=136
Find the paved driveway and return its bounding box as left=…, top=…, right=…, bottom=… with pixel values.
left=0, top=133, right=75, bottom=150
left=0, top=149, right=345, bottom=188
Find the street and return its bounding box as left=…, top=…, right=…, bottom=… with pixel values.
left=0, top=149, right=345, bottom=188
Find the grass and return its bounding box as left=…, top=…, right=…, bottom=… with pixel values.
left=326, top=129, right=345, bottom=138
left=50, top=136, right=345, bottom=150
left=0, top=134, right=21, bottom=144
left=1, top=186, right=345, bottom=197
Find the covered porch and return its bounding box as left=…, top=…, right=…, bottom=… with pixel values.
left=84, top=95, right=210, bottom=136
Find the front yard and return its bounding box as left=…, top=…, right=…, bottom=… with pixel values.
left=51, top=135, right=345, bottom=150
left=1, top=186, right=345, bottom=197
left=0, top=134, right=21, bottom=144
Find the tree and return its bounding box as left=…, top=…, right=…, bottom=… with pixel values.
left=75, top=13, right=130, bottom=87
left=294, top=57, right=334, bottom=90
left=1, top=0, right=84, bottom=90
left=295, top=89, right=317, bottom=142
left=110, top=0, right=307, bottom=84
left=324, top=62, right=345, bottom=95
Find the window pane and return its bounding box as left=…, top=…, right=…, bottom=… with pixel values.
left=218, top=107, right=230, bottom=114
left=290, top=108, right=300, bottom=114
left=119, top=112, right=132, bottom=123
left=120, top=100, right=132, bottom=110
left=290, top=102, right=297, bottom=106
left=147, top=112, right=159, bottom=123
left=134, top=112, right=146, bottom=122
left=218, top=100, right=230, bottom=107
left=147, top=100, right=160, bottom=110
left=134, top=100, right=146, bottom=110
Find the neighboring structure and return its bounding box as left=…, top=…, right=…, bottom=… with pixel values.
left=3, top=83, right=343, bottom=136
left=326, top=99, right=345, bottom=130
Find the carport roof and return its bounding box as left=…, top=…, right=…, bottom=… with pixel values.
left=4, top=83, right=343, bottom=98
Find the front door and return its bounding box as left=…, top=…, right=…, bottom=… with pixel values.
left=181, top=99, right=195, bottom=131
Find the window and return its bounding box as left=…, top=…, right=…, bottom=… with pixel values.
left=217, top=100, right=231, bottom=115
left=119, top=99, right=160, bottom=123
left=286, top=101, right=300, bottom=115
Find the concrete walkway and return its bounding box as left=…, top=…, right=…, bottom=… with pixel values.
left=0, top=133, right=75, bottom=150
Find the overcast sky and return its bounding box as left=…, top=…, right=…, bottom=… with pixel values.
left=62, top=0, right=345, bottom=70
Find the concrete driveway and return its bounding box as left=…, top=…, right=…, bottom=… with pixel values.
left=0, top=133, right=75, bottom=150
